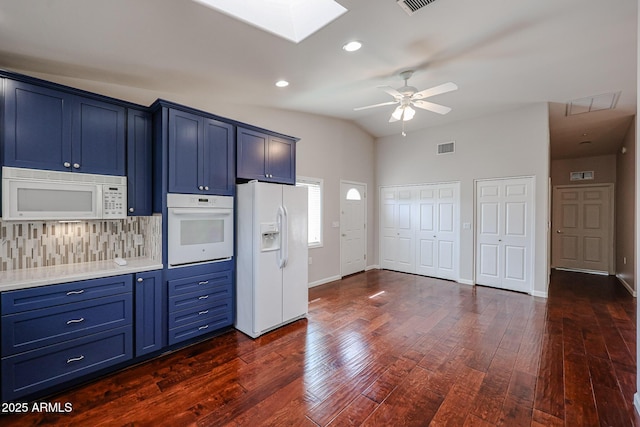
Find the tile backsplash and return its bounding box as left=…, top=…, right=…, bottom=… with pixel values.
left=0, top=215, right=162, bottom=271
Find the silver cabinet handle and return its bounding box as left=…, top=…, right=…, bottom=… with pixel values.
left=199, top=310, right=209, bottom=315
left=198, top=325, right=209, bottom=331
left=204, top=186, right=209, bottom=191
left=66, top=318, right=85, bottom=325
left=198, top=185, right=204, bottom=190
left=66, top=290, right=85, bottom=296
left=198, top=295, right=209, bottom=300
left=67, top=355, right=85, bottom=364
left=129, top=208, right=134, bottom=213
left=63, top=162, right=71, bottom=168
left=198, top=281, right=209, bottom=285
left=73, top=163, right=80, bottom=169
left=137, top=278, right=144, bottom=283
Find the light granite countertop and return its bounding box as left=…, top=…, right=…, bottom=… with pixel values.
left=0, top=257, right=163, bottom=292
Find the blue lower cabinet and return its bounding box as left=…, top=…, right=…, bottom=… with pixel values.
left=134, top=270, right=165, bottom=357
left=168, top=306, right=233, bottom=345
left=2, top=326, right=133, bottom=401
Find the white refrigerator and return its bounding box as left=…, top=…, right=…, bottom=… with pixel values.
left=235, top=181, right=309, bottom=338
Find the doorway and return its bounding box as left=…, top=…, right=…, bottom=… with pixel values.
left=340, top=181, right=367, bottom=276
left=551, top=184, right=614, bottom=275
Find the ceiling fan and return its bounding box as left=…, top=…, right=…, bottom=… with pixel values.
left=354, top=70, right=458, bottom=134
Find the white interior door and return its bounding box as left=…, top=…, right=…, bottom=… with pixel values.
left=379, top=187, right=415, bottom=274
left=476, top=177, right=534, bottom=293
left=415, top=183, right=460, bottom=281
left=340, top=181, right=367, bottom=276
left=552, top=185, right=613, bottom=274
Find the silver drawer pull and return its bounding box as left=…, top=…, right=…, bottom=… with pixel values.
left=198, top=281, right=209, bottom=285
left=67, top=355, right=85, bottom=364
left=198, top=310, right=209, bottom=315
left=66, top=290, right=85, bottom=296
left=198, top=295, right=209, bottom=300
left=66, top=318, right=85, bottom=325
left=198, top=325, right=209, bottom=331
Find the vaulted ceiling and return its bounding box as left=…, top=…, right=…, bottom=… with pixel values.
left=0, top=0, right=636, bottom=158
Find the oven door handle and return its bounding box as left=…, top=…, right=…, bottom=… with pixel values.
left=169, top=209, right=231, bottom=216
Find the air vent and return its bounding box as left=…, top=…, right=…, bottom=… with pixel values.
left=397, top=0, right=437, bottom=15
left=570, top=171, right=594, bottom=181
left=437, top=141, right=455, bottom=155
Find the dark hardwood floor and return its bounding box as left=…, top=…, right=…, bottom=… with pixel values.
left=2, top=269, right=638, bottom=426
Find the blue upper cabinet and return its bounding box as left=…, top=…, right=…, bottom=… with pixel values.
left=3, top=79, right=125, bottom=176
left=127, top=108, right=153, bottom=216
left=237, top=127, right=296, bottom=185
left=168, top=108, right=234, bottom=196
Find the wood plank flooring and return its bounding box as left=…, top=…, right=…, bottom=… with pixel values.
left=2, top=269, right=638, bottom=426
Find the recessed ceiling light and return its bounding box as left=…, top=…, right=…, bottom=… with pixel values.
left=275, top=80, right=289, bottom=88
left=342, top=41, right=362, bottom=52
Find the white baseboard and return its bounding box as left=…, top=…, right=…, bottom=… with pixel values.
left=365, top=265, right=379, bottom=271
left=634, top=393, right=640, bottom=417
left=308, top=275, right=341, bottom=288
left=531, top=290, right=548, bottom=298
left=457, top=279, right=474, bottom=286
left=616, top=274, right=637, bottom=297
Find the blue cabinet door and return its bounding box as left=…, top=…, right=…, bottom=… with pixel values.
left=267, top=136, right=295, bottom=185
left=3, top=80, right=73, bottom=171
left=127, top=109, right=153, bottom=216
left=202, top=118, right=235, bottom=195
left=134, top=270, right=164, bottom=357
left=236, top=127, right=268, bottom=181
left=72, top=96, right=126, bottom=175
left=168, top=108, right=201, bottom=194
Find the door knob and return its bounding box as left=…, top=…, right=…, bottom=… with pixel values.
left=342, top=234, right=346, bottom=237
left=556, top=230, right=563, bottom=234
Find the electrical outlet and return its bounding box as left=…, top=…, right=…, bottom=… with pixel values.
left=623, top=256, right=627, bottom=265
left=308, top=257, right=312, bottom=265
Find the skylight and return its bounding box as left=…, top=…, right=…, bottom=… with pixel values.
left=192, top=0, right=348, bottom=43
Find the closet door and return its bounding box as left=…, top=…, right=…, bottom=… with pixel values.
left=380, top=187, right=415, bottom=274
left=415, top=183, right=459, bottom=281
left=475, top=177, right=534, bottom=293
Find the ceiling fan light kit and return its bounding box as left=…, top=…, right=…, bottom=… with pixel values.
left=354, top=69, right=458, bottom=135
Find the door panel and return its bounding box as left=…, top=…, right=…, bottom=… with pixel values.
left=552, top=185, right=612, bottom=273
left=340, top=182, right=366, bottom=276
left=476, top=177, right=533, bottom=293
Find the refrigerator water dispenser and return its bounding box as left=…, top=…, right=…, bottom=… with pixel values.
left=260, top=223, right=280, bottom=252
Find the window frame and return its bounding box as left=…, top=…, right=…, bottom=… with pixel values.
left=296, top=176, right=323, bottom=248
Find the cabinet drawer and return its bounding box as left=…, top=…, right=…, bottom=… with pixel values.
left=168, top=285, right=231, bottom=314
left=168, top=310, right=232, bottom=346
left=167, top=270, right=232, bottom=297
left=2, top=275, right=133, bottom=315
left=168, top=297, right=231, bottom=330
left=1, top=326, right=132, bottom=401
left=2, top=294, right=133, bottom=356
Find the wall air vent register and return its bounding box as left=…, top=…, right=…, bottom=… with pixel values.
left=437, top=141, right=455, bottom=155
left=397, top=0, right=438, bottom=15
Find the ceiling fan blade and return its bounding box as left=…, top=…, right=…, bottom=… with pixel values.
left=413, top=100, right=452, bottom=115
left=353, top=100, right=398, bottom=111
left=377, top=85, right=403, bottom=98
left=412, top=82, right=458, bottom=100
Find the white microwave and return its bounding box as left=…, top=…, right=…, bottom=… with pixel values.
left=1, top=167, right=127, bottom=221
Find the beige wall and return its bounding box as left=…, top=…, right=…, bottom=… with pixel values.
left=616, top=119, right=636, bottom=293
left=376, top=103, right=550, bottom=296
left=551, top=155, right=617, bottom=186
left=17, top=69, right=377, bottom=287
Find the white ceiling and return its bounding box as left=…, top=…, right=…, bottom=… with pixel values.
left=0, top=0, right=636, bottom=158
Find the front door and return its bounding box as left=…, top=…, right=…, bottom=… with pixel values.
left=340, top=181, right=367, bottom=276
left=552, top=185, right=613, bottom=274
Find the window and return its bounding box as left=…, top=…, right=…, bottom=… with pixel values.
left=296, top=176, right=323, bottom=247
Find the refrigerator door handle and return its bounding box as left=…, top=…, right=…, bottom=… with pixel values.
left=277, top=206, right=286, bottom=269
left=282, top=205, right=289, bottom=268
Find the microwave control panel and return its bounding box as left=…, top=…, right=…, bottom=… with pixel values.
left=102, top=185, right=127, bottom=218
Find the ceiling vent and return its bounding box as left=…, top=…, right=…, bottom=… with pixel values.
left=397, top=0, right=437, bottom=15
left=437, top=141, right=455, bottom=155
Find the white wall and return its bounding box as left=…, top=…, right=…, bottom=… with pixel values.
left=376, top=103, right=551, bottom=296
left=14, top=69, right=377, bottom=287
left=615, top=119, right=636, bottom=294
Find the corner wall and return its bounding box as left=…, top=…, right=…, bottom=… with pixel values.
left=375, top=103, right=551, bottom=296
left=616, top=119, right=636, bottom=294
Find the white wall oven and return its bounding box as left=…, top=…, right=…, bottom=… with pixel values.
left=166, top=193, right=234, bottom=268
